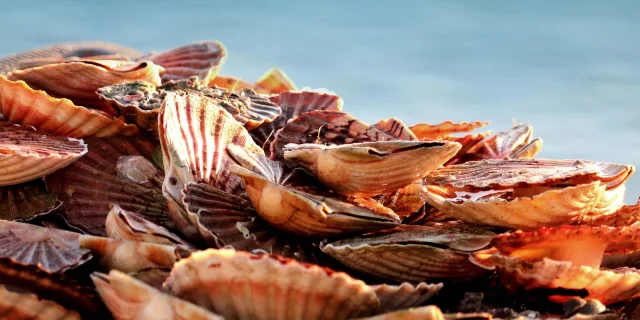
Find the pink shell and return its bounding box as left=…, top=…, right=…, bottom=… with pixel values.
left=143, top=41, right=227, bottom=85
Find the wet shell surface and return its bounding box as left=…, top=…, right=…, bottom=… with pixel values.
left=0, top=123, right=87, bottom=186
left=142, top=41, right=227, bottom=85
left=0, top=76, right=139, bottom=138
left=92, top=270, right=224, bottom=320
left=321, top=223, right=493, bottom=282
left=409, top=120, right=489, bottom=140
left=0, top=179, right=61, bottom=221
left=283, top=140, right=461, bottom=197
left=164, top=248, right=380, bottom=320
left=0, top=284, right=81, bottom=320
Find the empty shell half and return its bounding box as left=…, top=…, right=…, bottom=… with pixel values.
left=142, top=41, right=227, bottom=85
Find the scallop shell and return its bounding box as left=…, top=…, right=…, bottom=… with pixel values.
left=409, top=120, right=489, bottom=140
left=321, top=223, right=493, bottom=282
left=181, top=181, right=322, bottom=262
left=374, top=180, right=429, bottom=218
left=271, top=110, right=417, bottom=159
left=0, top=284, right=81, bottom=320
left=444, top=131, right=493, bottom=165
left=45, top=135, right=172, bottom=236
left=461, top=123, right=541, bottom=162
left=0, top=220, right=92, bottom=273
left=105, top=204, right=194, bottom=249
left=92, top=270, right=224, bottom=320
left=0, top=76, right=139, bottom=138
left=79, top=235, right=185, bottom=273
left=164, top=248, right=380, bottom=320
left=228, top=145, right=401, bottom=237
left=372, top=282, right=443, bottom=313
left=0, top=179, right=60, bottom=221
left=254, top=68, right=298, bottom=94
left=251, top=89, right=343, bottom=156
left=283, top=140, right=461, bottom=197
left=354, top=305, right=446, bottom=320
left=142, top=41, right=227, bottom=85
left=208, top=75, right=257, bottom=91
left=16, top=53, right=131, bottom=70
left=590, top=199, right=640, bottom=227
left=0, top=41, right=143, bottom=74
left=0, top=122, right=88, bottom=186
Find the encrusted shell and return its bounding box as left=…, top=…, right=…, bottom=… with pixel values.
left=0, top=123, right=87, bottom=186
left=45, top=136, right=172, bottom=236
left=0, top=284, right=81, bottom=320
left=283, top=140, right=461, bottom=197
left=321, top=223, right=493, bottom=281
left=372, top=282, right=443, bottom=313
left=164, top=248, right=380, bottom=320
left=142, top=41, right=227, bottom=85
left=0, top=76, right=139, bottom=138
left=0, top=179, right=60, bottom=221
left=409, top=120, right=489, bottom=140
left=92, top=270, right=224, bottom=320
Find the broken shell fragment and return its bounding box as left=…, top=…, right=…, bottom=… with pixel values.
left=321, top=223, right=493, bottom=281
left=164, top=248, right=380, bottom=320
left=0, top=179, right=60, bottom=221
left=409, top=120, right=489, bottom=140
left=372, top=282, right=443, bottom=313
left=0, top=284, right=81, bottom=320
left=283, top=140, right=461, bottom=197
left=424, top=159, right=634, bottom=229
left=92, top=270, right=224, bottom=320
left=0, top=122, right=88, bottom=186
left=142, top=41, right=227, bottom=85
left=0, top=76, right=139, bottom=138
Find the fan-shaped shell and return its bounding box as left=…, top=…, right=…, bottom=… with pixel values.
left=590, top=199, right=640, bottom=227
left=0, top=123, right=87, bottom=186
left=164, top=248, right=380, bottom=320
left=374, top=180, right=429, bottom=218
left=0, top=284, right=81, bottom=320
left=372, top=282, right=443, bottom=313
left=0, top=220, right=91, bottom=273
left=254, top=68, right=298, bottom=94
left=0, top=179, right=60, bottom=221
left=283, top=140, right=461, bottom=197
left=321, top=223, right=493, bottom=282
left=461, top=123, right=541, bottom=162
left=142, top=41, right=227, bottom=85
left=409, top=120, right=489, bottom=140
left=92, top=270, right=224, bottom=320
left=444, top=131, right=492, bottom=165
left=0, top=76, right=139, bottom=138
left=45, top=135, right=172, bottom=236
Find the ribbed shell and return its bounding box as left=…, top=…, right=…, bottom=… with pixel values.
left=444, top=131, right=492, bottom=165
left=590, top=199, right=640, bottom=227
left=251, top=89, right=343, bottom=156
left=254, top=68, right=298, bottom=94
left=0, top=284, right=81, bottom=320
left=143, top=41, right=227, bottom=85
left=0, top=179, right=60, bottom=221
left=0, top=123, right=87, bottom=186
left=0, top=76, right=139, bottom=138
left=283, top=140, right=461, bottom=197
left=371, top=282, right=443, bottom=313
left=92, top=270, right=224, bottom=320
left=7, top=60, right=163, bottom=110
left=45, top=135, right=172, bottom=236
left=164, top=248, right=380, bottom=320
left=0, top=220, right=92, bottom=273
left=270, top=110, right=417, bottom=159
left=461, top=123, right=538, bottom=161
left=354, top=305, right=447, bottom=320
left=375, top=180, right=428, bottom=218
left=409, top=120, right=489, bottom=140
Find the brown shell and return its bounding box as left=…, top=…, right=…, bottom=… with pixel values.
left=283, top=140, right=461, bottom=197
left=254, top=68, right=298, bottom=94
left=375, top=180, right=429, bottom=218
left=0, top=76, right=139, bottom=138
left=128, top=268, right=171, bottom=291
left=181, top=182, right=323, bottom=262
left=0, top=123, right=88, bottom=186
left=0, top=179, right=60, bottom=221
left=444, top=131, right=493, bottom=165
left=45, top=135, right=172, bottom=236
left=0, top=220, right=92, bottom=273
left=143, top=41, right=227, bottom=85
left=93, top=270, right=224, bottom=320
left=460, top=123, right=541, bottom=162
left=164, top=248, right=380, bottom=320
left=0, top=284, right=81, bottom=320
left=372, top=282, right=443, bottom=313
left=250, top=89, right=343, bottom=156
left=270, top=110, right=417, bottom=159
left=321, top=223, right=493, bottom=281
left=409, top=120, right=489, bottom=140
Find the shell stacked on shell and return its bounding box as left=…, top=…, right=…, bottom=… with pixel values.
left=0, top=40, right=636, bottom=320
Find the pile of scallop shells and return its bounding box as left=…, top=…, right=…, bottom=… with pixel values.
left=0, top=40, right=638, bottom=320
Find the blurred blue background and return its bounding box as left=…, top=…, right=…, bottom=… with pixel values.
left=2, top=1, right=639, bottom=202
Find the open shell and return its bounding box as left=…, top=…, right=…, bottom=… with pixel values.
left=322, top=223, right=493, bottom=282
left=283, top=140, right=461, bottom=197
left=0, top=284, right=81, bottom=320
left=424, top=159, right=634, bottom=229
left=45, top=135, right=172, bottom=236
left=0, top=76, right=139, bottom=138
left=0, top=220, right=91, bottom=273
left=461, top=123, right=542, bottom=162
left=409, top=120, right=489, bottom=140
left=271, top=110, right=417, bottom=159
left=0, top=179, right=60, bottom=221
left=372, top=282, right=443, bottom=313
left=444, top=131, right=493, bottom=166
left=92, top=270, right=224, bottom=320
left=164, top=248, right=380, bottom=320
left=0, top=122, right=87, bottom=186
left=142, top=41, right=227, bottom=85
left=6, top=60, right=163, bottom=111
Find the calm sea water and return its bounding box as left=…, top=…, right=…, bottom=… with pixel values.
left=2, top=1, right=639, bottom=202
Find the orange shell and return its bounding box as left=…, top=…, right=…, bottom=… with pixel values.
left=589, top=198, right=640, bottom=227
left=164, top=248, right=380, bottom=320
left=208, top=75, right=257, bottom=91
left=92, top=270, right=224, bottom=320
left=461, top=123, right=540, bottom=161
left=144, top=41, right=227, bottom=85
left=354, top=305, right=447, bottom=320
left=254, top=68, right=298, bottom=94
left=372, top=282, right=443, bottom=313
left=0, top=76, right=139, bottom=138
left=409, top=120, right=489, bottom=140
left=0, top=179, right=60, bottom=221
left=444, top=131, right=492, bottom=165
left=375, top=180, right=429, bottom=218
left=0, top=123, right=87, bottom=186
left=0, top=284, right=81, bottom=320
